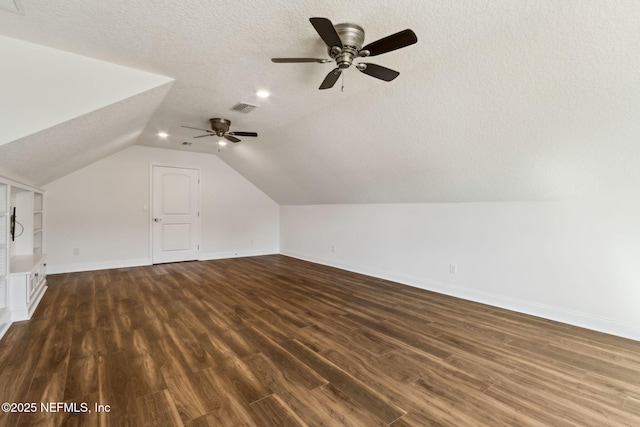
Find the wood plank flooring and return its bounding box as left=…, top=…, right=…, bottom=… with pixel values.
left=0, top=255, right=639, bottom=426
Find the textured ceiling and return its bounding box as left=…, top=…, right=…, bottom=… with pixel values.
left=1, top=1, right=639, bottom=203
left=0, top=83, right=173, bottom=185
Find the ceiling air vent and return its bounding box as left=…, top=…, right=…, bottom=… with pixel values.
left=230, top=102, right=258, bottom=113
left=0, top=0, right=25, bottom=14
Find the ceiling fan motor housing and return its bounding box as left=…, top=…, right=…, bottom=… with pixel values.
left=331, top=23, right=365, bottom=69
left=210, top=118, right=230, bottom=136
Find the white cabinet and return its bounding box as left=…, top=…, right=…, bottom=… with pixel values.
left=0, top=176, right=46, bottom=339
left=9, top=254, right=47, bottom=321
left=0, top=182, right=9, bottom=337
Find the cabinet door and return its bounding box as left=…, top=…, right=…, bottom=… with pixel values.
left=38, top=262, right=46, bottom=284
left=27, top=272, right=37, bottom=302
left=10, top=274, right=28, bottom=308
left=0, top=278, right=6, bottom=308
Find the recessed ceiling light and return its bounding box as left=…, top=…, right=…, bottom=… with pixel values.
left=158, top=132, right=169, bottom=138
left=256, top=90, right=270, bottom=98
left=218, top=140, right=228, bottom=146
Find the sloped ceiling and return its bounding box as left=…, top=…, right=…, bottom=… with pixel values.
left=0, top=83, right=172, bottom=185
left=0, top=35, right=173, bottom=186
left=1, top=1, right=639, bottom=203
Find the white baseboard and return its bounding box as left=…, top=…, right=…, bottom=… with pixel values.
left=199, top=249, right=278, bottom=261
left=281, top=250, right=640, bottom=342
left=47, top=258, right=152, bottom=274
left=48, top=251, right=280, bottom=274
left=42, top=249, right=640, bottom=341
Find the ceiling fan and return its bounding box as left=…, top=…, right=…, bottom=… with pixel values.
left=182, top=118, right=258, bottom=143
left=272, top=17, right=417, bottom=90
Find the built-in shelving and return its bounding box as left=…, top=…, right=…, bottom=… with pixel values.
left=0, top=181, right=9, bottom=338
left=0, top=177, right=46, bottom=339
left=33, top=193, right=43, bottom=255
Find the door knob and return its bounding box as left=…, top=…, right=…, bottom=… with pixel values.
left=154, top=218, right=162, bottom=222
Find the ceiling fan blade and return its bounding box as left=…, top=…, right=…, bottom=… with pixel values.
left=358, top=63, right=400, bottom=81
left=228, top=131, right=258, bottom=137
left=181, top=126, right=212, bottom=132
left=361, top=29, right=417, bottom=56
left=272, top=58, right=331, bottom=63
left=319, top=68, right=342, bottom=90
left=224, top=135, right=241, bottom=143
left=193, top=134, right=215, bottom=138
left=310, top=17, right=342, bottom=48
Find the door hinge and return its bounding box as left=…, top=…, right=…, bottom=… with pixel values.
left=198, top=245, right=200, bottom=250
left=198, top=211, right=200, bottom=217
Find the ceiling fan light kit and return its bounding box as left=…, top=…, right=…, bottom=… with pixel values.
left=272, top=17, right=417, bottom=90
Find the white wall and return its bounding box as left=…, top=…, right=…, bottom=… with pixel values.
left=281, top=200, right=640, bottom=341
left=0, top=35, right=173, bottom=147
left=43, top=145, right=279, bottom=273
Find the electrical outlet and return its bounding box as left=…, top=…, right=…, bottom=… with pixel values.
left=331, top=245, right=336, bottom=253
left=449, top=264, right=456, bottom=274
left=73, top=248, right=80, bottom=256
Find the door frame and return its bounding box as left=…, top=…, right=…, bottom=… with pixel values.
left=149, top=163, right=202, bottom=264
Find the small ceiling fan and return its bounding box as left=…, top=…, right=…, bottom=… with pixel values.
left=272, top=17, right=417, bottom=90
left=182, top=118, right=258, bottom=143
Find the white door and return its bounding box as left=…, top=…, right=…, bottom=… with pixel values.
left=152, top=166, right=199, bottom=264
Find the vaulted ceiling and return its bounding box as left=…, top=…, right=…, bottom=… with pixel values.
left=1, top=1, right=639, bottom=204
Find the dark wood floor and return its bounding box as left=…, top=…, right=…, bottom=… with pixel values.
left=0, top=255, right=639, bottom=426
